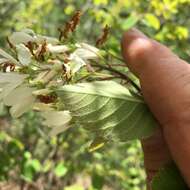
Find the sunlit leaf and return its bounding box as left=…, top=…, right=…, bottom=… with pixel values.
left=54, top=162, right=68, bottom=177
left=57, top=81, right=158, bottom=141
left=144, top=13, right=160, bottom=30
left=89, top=136, right=106, bottom=152
left=22, top=158, right=42, bottom=182
left=65, top=185, right=84, bottom=190
left=122, top=15, right=139, bottom=31
left=175, top=26, right=189, bottom=40
left=93, top=0, right=108, bottom=6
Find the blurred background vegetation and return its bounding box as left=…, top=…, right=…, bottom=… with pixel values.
left=0, top=0, right=190, bottom=189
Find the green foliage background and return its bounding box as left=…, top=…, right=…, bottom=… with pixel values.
left=0, top=0, right=190, bottom=189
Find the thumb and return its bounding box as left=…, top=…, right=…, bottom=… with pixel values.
left=121, top=28, right=179, bottom=77
left=121, top=28, right=190, bottom=186
left=121, top=28, right=190, bottom=126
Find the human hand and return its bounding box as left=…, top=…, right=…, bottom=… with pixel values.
left=121, top=29, right=190, bottom=189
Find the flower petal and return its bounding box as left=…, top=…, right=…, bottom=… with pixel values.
left=69, top=54, right=86, bottom=74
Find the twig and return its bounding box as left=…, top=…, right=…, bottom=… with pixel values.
left=91, top=63, right=141, bottom=93
left=107, top=64, right=126, bottom=67
left=108, top=50, right=124, bottom=62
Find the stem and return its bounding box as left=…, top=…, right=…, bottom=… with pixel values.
left=92, top=63, right=141, bottom=93
left=108, top=64, right=127, bottom=67
left=107, top=50, right=124, bottom=62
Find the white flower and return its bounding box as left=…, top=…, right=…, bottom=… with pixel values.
left=0, top=48, right=19, bottom=65
left=69, top=53, right=86, bottom=74
left=16, top=44, right=32, bottom=65
left=47, top=44, right=69, bottom=54
left=41, top=111, right=72, bottom=136
left=3, top=85, right=36, bottom=118
left=67, top=43, right=99, bottom=74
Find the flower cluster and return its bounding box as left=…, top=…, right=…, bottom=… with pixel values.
left=0, top=28, right=100, bottom=135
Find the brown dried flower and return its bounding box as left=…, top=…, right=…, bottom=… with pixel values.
left=58, top=10, right=82, bottom=40
left=96, top=25, right=110, bottom=47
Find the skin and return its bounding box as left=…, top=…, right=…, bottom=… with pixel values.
left=121, top=29, right=190, bottom=189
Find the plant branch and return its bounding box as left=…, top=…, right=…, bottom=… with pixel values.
left=91, top=63, right=141, bottom=93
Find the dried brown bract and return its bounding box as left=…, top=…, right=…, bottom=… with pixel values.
left=70, top=10, right=82, bottom=32
left=64, top=21, right=73, bottom=39
left=58, top=10, right=82, bottom=40
left=38, top=94, right=57, bottom=104
left=26, top=41, right=36, bottom=56
left=35, top=41, right=47, bottom=61
left=96, top=25, right=110, bottom=47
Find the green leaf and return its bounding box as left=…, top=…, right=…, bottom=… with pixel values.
left=121, top=15, right=139, bottom=31
left=9, top=31, right=34, bottom=45
left=64, top=184, right=84, bottom=190
left=93, top=0, right=108, bottom=6
left=144, top=13, right=160, bottom=30
left=151, top=162, right=189, bottom=190
left=57, top=81, right=158, bottom=142
left=4, top=85, right=36, bottom=118
left=22, top=159, right=42, bottom=182
left=16, top=44, right=32, bottom=65
left=36, top=35, right=59, bottom=45
left=54, top=162, right=68, bottom=177
left=30, top=159, right=42, bottom=172
left=0, top=48, right=19, bottom=65
left=41, top=111, right=72, bottom=136
left=88, top=136, right=106, bottom=152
